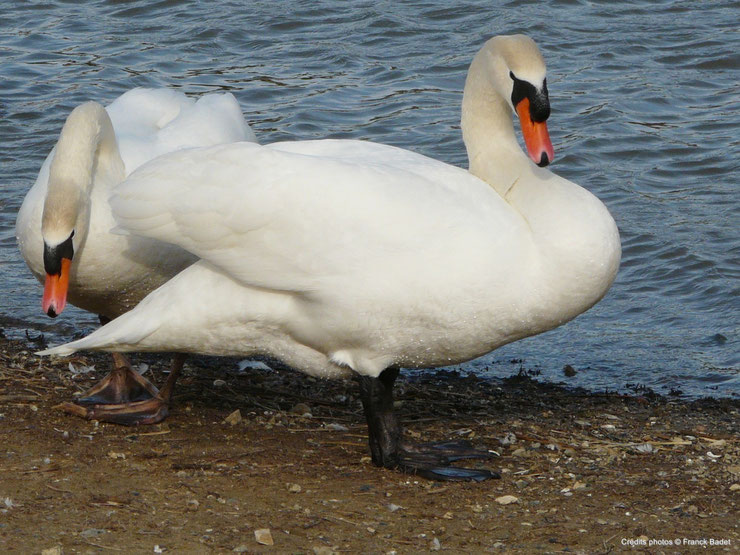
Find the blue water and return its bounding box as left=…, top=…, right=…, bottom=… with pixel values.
left=1, top=0, right=737, bottom=398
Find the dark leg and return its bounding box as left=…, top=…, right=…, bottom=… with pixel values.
left=57, top=317, right=186, bottom=426
left=358, top=368, right=500, bottom=482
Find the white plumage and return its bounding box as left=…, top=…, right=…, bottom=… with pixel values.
left=40, top=37, right=621, bottom=383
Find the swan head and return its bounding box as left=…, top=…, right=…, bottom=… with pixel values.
left=41, top=163, right=86, bottom=318
left=472, top=35, right=555, bottom=167
left=41, top=185, right=81, bottom=317
left=40, top=229, right=75, bottom=318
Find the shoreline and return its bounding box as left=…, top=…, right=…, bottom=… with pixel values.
left=1, top=335, right=738, bottom=552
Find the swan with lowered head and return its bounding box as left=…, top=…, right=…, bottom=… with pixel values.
left=17, top=88, right=256, bottom=424
left=40, top=36, right=620, bottom=479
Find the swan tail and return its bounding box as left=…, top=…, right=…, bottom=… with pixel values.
left=37, top=310, right=157, bottom=357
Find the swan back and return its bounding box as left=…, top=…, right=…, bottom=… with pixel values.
left=16, top=88, right=257, bottom=318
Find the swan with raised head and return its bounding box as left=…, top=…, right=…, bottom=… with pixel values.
left=17, top=88, right=256, bottom=424
left=40, top=36, right=620, bottom=479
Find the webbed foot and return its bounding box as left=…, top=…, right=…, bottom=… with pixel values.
left=58, top=353, right=184, bottom=426
left=358, top=368, right=500, bottom=482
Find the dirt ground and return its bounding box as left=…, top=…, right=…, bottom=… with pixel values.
left=0, top=335, right=738, bottom=554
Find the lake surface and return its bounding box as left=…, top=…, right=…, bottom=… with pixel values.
left=1, top=0, right=737, bottom=398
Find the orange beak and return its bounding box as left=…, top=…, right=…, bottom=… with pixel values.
left=42, top=257, right=71, bottom=318
left=516, top=97, right=555, bottom=167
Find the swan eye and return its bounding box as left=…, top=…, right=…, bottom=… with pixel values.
left=43, top=231, right=75, bottom=276
left=510, top=73, right=550, bottom=123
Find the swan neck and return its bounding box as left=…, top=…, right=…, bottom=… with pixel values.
left=42, top=102, right=124, bottom=244
left=461, top=50, right=529, bottom=197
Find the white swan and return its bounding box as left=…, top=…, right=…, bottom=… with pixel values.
left=17, top=88, right=256, bottom=424
left=41, top=36, right=621, bottom=479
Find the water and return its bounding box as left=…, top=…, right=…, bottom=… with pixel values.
left=1, top=0, right=737, bottom=398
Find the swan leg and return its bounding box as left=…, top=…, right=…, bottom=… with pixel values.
left=58, top=353, right=185, bottom=426
left=358, top=368, right=500, bottom=482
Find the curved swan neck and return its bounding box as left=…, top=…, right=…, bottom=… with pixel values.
left=461, top=42, right=530, bottom=197
left=42, top=102, right=124, bottom=244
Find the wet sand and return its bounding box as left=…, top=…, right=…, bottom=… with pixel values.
left=0, top=335, right=738, bottom=553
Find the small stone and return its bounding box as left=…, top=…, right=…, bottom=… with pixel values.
left=186, top=499, right=199, bottom=511
left=499, top=432, right=517, bottom=446
left=254, top=528, right=273, bottom=545
left=288, top=483, right=302, bottom=493
left=325, top=422, right=348, bottom=431
left=430, top=537, right=441, bottom=551
left=291, top=403, right=312, bottom=417
left=223, top=409, right=242, bottom=426
left=729, top=483, right=740, bottom=492
left=442, top=511, right=453, bottom=519
left=563, top=364, right=577, bottom=377
left=41, top=547, right=62, bottom=555
left=233, top=545, right=249, bottom=553
left=213, top=379, right=227, bottom=387
left=388, top=503, right=403, bottom=512
left=107, top=451, right=126, bottom=460
left=511, top=447, right=527, bottom=457
left=495, top=495, right=519, bottom=505
left=80, top=528, right=107, bottom=538
left=153, top=546, right=165, bottom=554
left=312, top=547, right=337, bottom=555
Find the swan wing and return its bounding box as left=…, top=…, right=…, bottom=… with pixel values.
left=106, top=88, right=256, bottom=172
left=111, top=140, right=515, bottom=293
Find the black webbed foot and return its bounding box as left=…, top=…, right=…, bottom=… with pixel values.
left=358, top=368, right=500, bottom=482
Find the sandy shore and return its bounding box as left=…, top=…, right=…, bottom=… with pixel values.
left=0, top=335, right=738, bottom=553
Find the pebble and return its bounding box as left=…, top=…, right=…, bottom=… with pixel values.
left=730, top=484, right=740, bottom=492
left=223, top=409, right=242, bottom=426
left=288, top=483, right=302, bottom=493
left=233, top=545, right=249, bottom=553
left=495, top=495, right=519, bottom=505
left=325, top=422, right=349, bottom=432
left=388, top=503, right=403, bottom=512
left=291, top=403, right=312, bottom=417
left=430, top=537, right=441, bottom=551
left=80, top=528, right=107, bottom=538
left=41, top=548, right=62, bottom=555
left=213, top=379, right=226, bottom=387
left=499, top=432, right=517, bottom=446
left=254, top=528, right=274, bottom=546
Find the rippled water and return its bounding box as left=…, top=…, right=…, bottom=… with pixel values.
left=1, top=0, right=737, bottom=398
